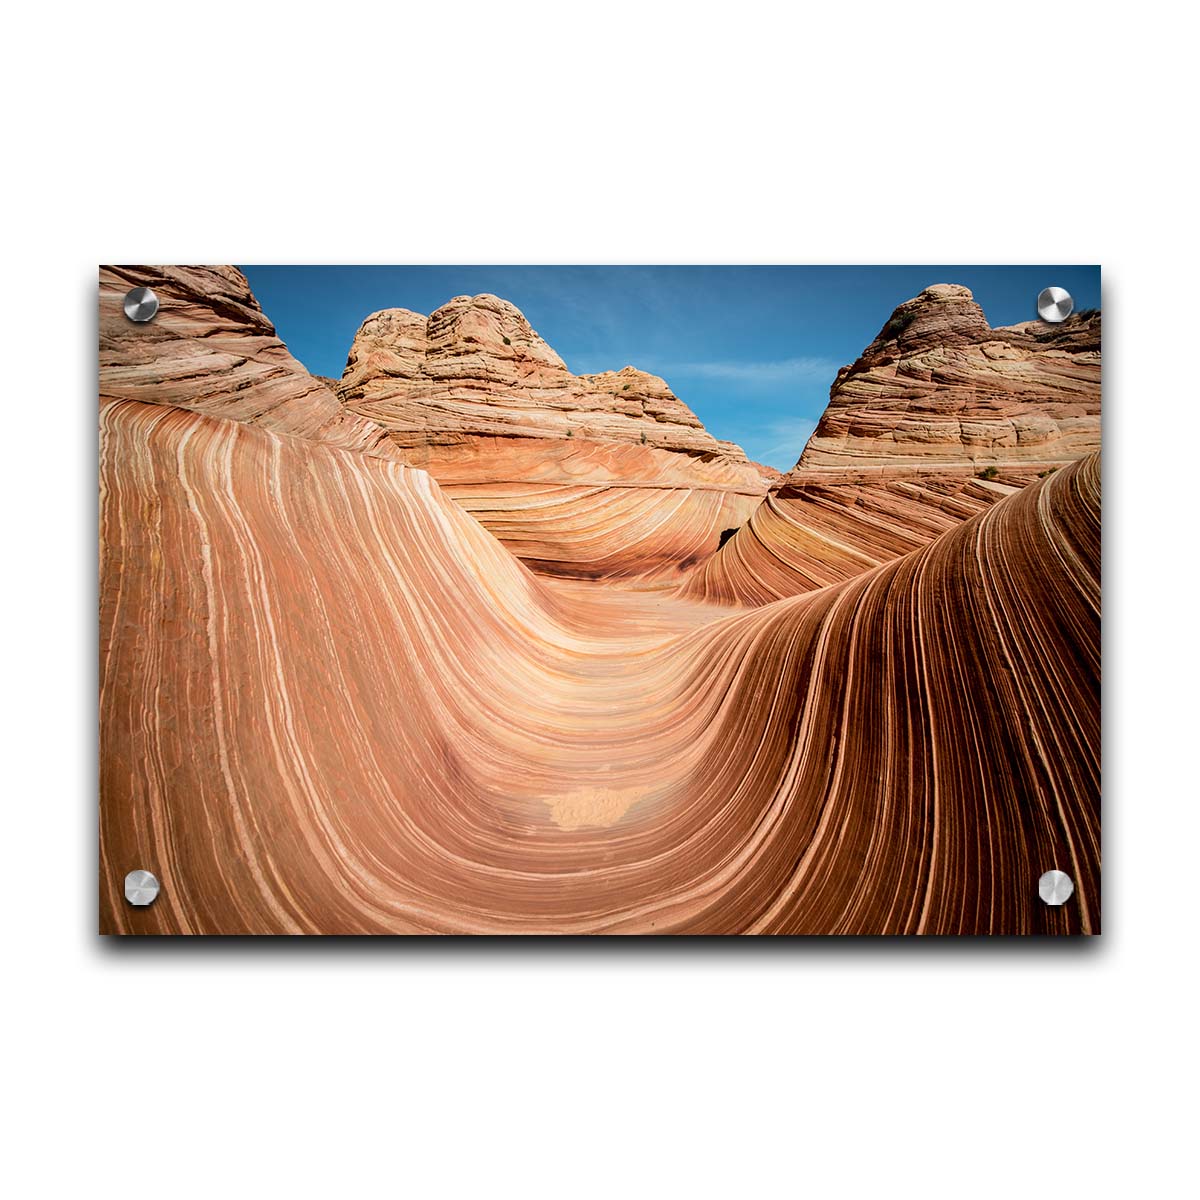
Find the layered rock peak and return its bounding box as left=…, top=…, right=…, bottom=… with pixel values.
left=340, top=295, right=572, bottom=405
left=686, top=281, right=1102, bottom=605
left=331, top=291, right=775, bottom=577
left=430, top=293, right=570, bottom=369
left=796, top=283, right=1101, bottom=471
left=337, top=293, right=747, bottom=462
left=860, top=283, right=992, bottom=359
left=99, top=265, right=401, bottom=461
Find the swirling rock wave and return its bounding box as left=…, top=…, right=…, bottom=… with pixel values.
left=100, top=392, right=1100, bottom=934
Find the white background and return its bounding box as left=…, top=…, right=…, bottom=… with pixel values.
left=2, top=3, right=1195, bottom=1196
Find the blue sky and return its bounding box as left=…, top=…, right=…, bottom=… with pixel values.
left=240, top=265, right=1101, bottom=471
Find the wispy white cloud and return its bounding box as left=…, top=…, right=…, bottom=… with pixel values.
left=742, top=417, right=819, bottom=472
left=666, top=357, right=840, bottom=386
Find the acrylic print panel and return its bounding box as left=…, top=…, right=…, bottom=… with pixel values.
left=98, top=265, right=1101, bottom=935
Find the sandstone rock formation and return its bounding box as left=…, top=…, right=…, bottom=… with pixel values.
left=799, top=283, right=1100, bottom=469
left=333, top=293, right=773, bottom=577
left=682, top=285, right=1101, bottom=604
left=99, top=393, right=1100, bottom=934
left=340, top=294, right=746, bottom=457
left=99, top=266, right=400, bottom=460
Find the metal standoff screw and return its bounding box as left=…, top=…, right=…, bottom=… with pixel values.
left=123, top=286, right=159, bottom=323
left=124, top=869, right=160, bottom=906
left=1037, top=286, right=1074, bottom=323
left=1038, top=869, right=1075, bottom=906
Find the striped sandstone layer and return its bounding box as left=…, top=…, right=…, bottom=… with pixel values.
left=335, top=294, right=774, bottom=578
left=100, top=393, right=1099, bottom=935
left=100, top=266, right=401, bottom=460
left=799, top=283, right=1100, bottom=469
left=681, top=285, right=1100, bottom=605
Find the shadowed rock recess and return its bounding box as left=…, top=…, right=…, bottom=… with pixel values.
left=99, top=268, right=1100, bottom=935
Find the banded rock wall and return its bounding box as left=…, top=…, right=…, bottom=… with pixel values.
left=335, top=293, right=775, bottom=578
left=99, top=266, right=400, bottom=461
left=682, top=284, right=1100, bottom=605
